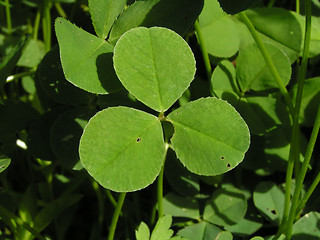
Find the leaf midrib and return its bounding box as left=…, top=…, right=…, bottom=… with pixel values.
left=98, top=119, right=161, bottom=172
left=67, top=40, right=106, bottom=79
left=170, top=120, right=245, bottom=153
left=148, top=30, right=163, bottom=111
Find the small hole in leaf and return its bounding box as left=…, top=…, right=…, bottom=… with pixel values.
left=271, top=209, right=277, bottom=215
left=221, top=156, right=225, bottom=160
left=227, top=163, right=231, bottom=167
left=136, top=137, right=141, bottom=143
left=58, top=20, right=62, bottom=23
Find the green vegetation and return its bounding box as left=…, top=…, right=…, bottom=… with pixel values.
left=0, top=0, right=320, bottom=239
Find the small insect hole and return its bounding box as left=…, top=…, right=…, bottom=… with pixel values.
left=136, top=137, right=141, bottom=143
left=271, top=209, right=277, bottom=215
left=227, top=163, right=231, bottom=167
left=221, top=156, right=225, bottom=160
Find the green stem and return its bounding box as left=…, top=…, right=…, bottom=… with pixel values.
left=92, top=181, right=104, bottom=229
left=108, top=192, right=126, bottom=240
left=296, top=0, right=300, bottom=14
left=6, top=70, right=36, bottom=83
left=54, top=2, right=67, bottom=18
left=105, top=189, right=118, bottom=208
left=157, top=143, right=169, bottom=219
left=285, top=1, right=311, bottom=238
left=239, top=12, right=295, bottom=117
left=274, top=103, right=319, bottom=240
left=33, top=9, right=41, bottom=40
left=194, top=20, right=212, bottom=81
left=4, top=0, right=12, bottom=34
left=42, top=0, right=51, bottom=52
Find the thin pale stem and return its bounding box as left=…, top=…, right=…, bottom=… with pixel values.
left=239, top=12, right=295, bottom=117
left=273, top=102, right=319, bottom=239
left=54, top=2, right=67, bottom=18
left=5, top=0, right=12, bottom=34
left=42, top=0, right=51, bottom=52
left=108, top=192, right=126, bottom=240
left=157, top=143, right=169, bottom=219
left=285, top=0, right=311, bottom=238
left=33, top=9, right=41, bottom=40
left=6, top=70, right=36, bottom=83
left=194, top=20, right=212, bottom=81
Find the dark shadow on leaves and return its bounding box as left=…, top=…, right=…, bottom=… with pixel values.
left=142, top=0, right=204, bottom=36
left=96, top=52, right=123, bottom=93
left=206, top=188, right=246, bottom=226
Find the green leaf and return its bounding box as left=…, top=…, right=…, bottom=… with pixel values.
left=151, top=215, right=174, bottom=240
left=0, top=156, right=11, bottom=173
left=79, top=107, right=166, bottom=192
left=292, top=12, right=320, bottom=58
left=33, top=194, right=82, bottom=232
left=136, top=222, right=150, bottom=240
left=17, top=39, right=45, bottom=68
left=236, top=94, right=286, bottom=135
left=167, top=97, right=250, bottom=176
left=242, top=7, right=302, bottom=63
left=37, top=46, right=94, bottom=106
left=177, top=221, right=227, bottom=240
left=55, top=17, right=121, bottom=94
left=236, top=42, right=291, bottom=92
left=0, top=36, right=28, bottom=92
left=165, top=150, right=200, bottom=197
left=163, top=193, right=200, bottom=219
left=217, top=0, right=262, bottom=14
left=264, top=126, right=308, bottom=172
left=89, top=0, right=126, bottom=39
left=198, top=0, right=240, bottom=58
left=225, top=203, right=264, bottom=236
left=203, top=186, right=247, bottom=227
left=253, top=181, right=284, bottom=224
left=109, top=0, right=204, bottom=43
left=50, top=107, right=96, bottom=170
left=113, top=27, right=196, bottom=112
left=211, top=60, right=239, bottom=98
left=0, top=101, right=40, bottom=138
left=292, top=211, right=320, bottom=239
left=250, top=237, right=264, bottom=240
left=27, top=107, right=67, bottom=161
left=291, top=77, right=320, bottom=126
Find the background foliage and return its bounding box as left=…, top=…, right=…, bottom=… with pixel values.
left=0, top=0, right=320, bottom=239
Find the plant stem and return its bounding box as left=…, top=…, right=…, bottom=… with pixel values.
left=5, top=0, right=12, bottom=34
left=239, top=12, right=295, bottom=117
left=6, top=70, right=36, bottom=83
left=296, top=0, right=300, bottom=14
left=33, top=9, right=41, bottom=40
left=108, top=192, right=126, bottom=240
left=105, top=189, right=118, bottom=208
left=42, top=0, right=51, bottom=52
left=54, top=2, right=67, bottom=18
left=92, top=180, right=104, bottom=233
left=194, top=20, right=212, bottom=81
left=286, top=0, right=312, bottom=238
left=274, top=103, right=319, bottom=240
left=157, top=143, right=169, bottom=219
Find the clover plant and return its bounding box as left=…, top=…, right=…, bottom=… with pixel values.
left=1, top=0, right=320, bottom=239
